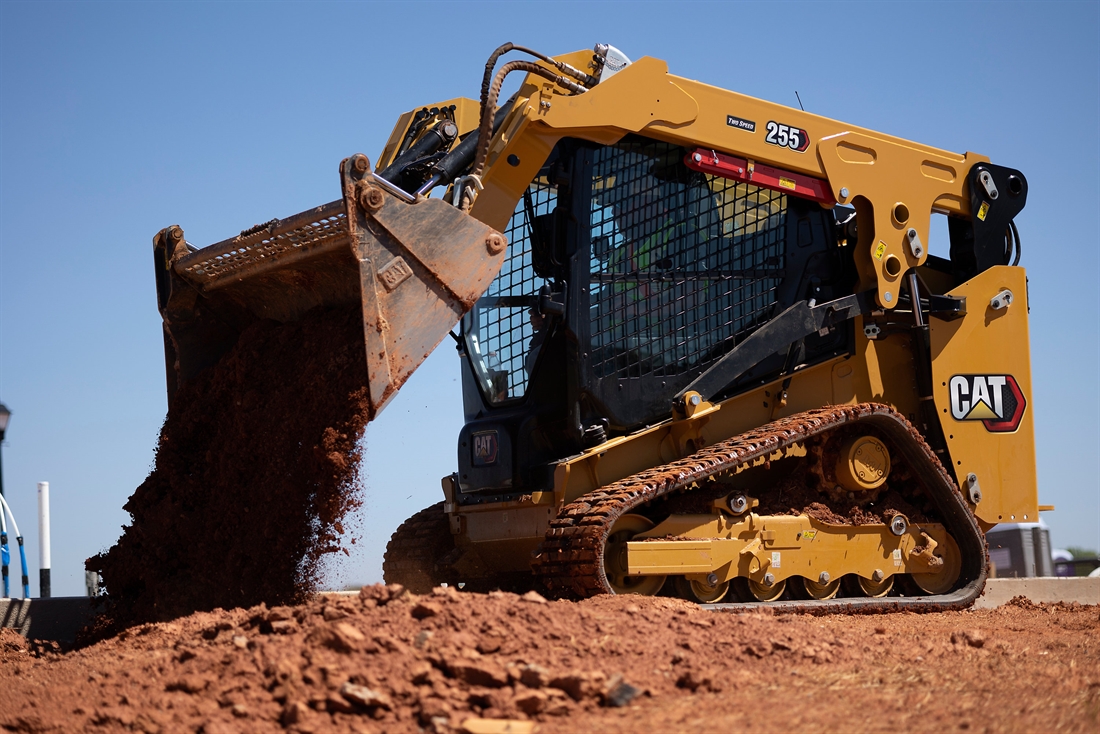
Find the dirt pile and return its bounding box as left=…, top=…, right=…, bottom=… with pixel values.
left=2, top=588, right=1097, bottom=733
left=86, top=307, right=369, bottom=635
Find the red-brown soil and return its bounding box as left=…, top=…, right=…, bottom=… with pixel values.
left=2, top=589, right=1096, bottom=733
left=85, top=307, right=369, bottom=636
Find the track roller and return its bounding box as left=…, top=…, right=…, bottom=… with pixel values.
left=845, top=572, right=895, bottom=598
left=797, top=574, right=843, bottom=600
left=735, top=575, right=787, bottom=602
left=673, top=574, right=732, bottom=603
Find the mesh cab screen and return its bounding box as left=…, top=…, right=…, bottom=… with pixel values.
left=588, top=140, right=787, bottom=379
left=463, top=176, right=556, bottom=404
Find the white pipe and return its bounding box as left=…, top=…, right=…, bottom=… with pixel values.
left=37, top=483, right=49, bottom=569
left=37, top=481, right=50, bottom=597
left=0, top=494, right=21, bottom=537
left=1, top=491, right=7, bottom=599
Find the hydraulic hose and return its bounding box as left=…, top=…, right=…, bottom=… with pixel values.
left=1002, top=220, right=1022, bottom=266
left=479, top=43, right=596, bottom=110
left=472, top=60, right=586, bottom=182
left=418, top=42, right=595, bottom=200
left=0, top=494, right=30, bottom=598
left=1010, top=220, right=1022, bottom=266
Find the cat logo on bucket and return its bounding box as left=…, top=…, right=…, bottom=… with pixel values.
left=948, top=375, right=1026, bottom=432
left=471, top=430, right=499, bottom=466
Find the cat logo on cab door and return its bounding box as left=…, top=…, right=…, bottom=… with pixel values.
left=471, top=430, right=499, bottom=466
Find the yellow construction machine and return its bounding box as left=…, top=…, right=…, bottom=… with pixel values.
left=154, top=43, right=1037, bottom=609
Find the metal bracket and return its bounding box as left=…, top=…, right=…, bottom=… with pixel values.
left=928, top=294, right=967, bottom=320
left=989, top=289, right=1013, bottom=311
left=906, top=228, right=924, bottom=259
left=678, top=292, right=874, bottom=402
left=978, top=169, right=999, bottom=200
left=965, top=473, right=982, bottom=504
left=964, top=163, right=1028, bottom=273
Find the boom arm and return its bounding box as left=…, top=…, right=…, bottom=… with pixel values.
left=394, top=48, right=1024, bottom=310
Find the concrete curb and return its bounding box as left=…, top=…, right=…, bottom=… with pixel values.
left=973, top=577, right=1100, bottom=609
left=3, top=578, right=1098, bottom=644
left=0, top=597, right=99, bottom=644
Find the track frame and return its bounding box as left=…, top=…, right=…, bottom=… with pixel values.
left=533, top=403, right=987, bottom=613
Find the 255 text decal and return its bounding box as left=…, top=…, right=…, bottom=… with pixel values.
left=764, top=121, right=810, bottom=152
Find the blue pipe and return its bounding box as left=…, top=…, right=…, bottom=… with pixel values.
left=15, top=535, right=29, bottom=598
left=0, top=495, right=28, bottom=598
left=1, top=530, right=9, bottom=598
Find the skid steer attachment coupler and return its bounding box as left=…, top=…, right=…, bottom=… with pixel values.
left=152, top=153, right=506, bottom=418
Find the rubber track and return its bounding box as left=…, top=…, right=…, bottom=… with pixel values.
left=382, top=501, right=454, bottom=594
left=533, top=403, right=988, bottom=613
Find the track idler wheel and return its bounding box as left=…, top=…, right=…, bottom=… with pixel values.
left=604, top=514, right=667, bottom=596
left=907, top=531, right=963, bottom=595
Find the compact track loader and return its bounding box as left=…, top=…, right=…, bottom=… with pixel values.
left=154, top=43, right=1037, bottom=611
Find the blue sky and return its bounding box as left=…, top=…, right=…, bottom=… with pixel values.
left=1, top=1, right=1097, bottom=597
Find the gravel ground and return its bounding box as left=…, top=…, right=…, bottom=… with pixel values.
left=1, top=588, right=1096, bottom=733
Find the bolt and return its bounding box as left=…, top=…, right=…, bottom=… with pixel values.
left=907, top=228, right=917, bottom=240
left=872, top=569, right=884, bottom=582
left=819, top=572, right=830, bottom=584
left=706, top=573, right=719, bottom=586
left=839, top=187, right=849, bottom=200
left=358, top=185, right=384, bottom=211
left=352, top=155, right=371, bottom=174
left=693, top=153, right=702, bottom=162
left=763, top=573, right=775, bottom=587
left=485, top=233, right=507, bottom=255
left=167, top=227, right=184, bottom=243
left=689, top=394, right=701, bottom=406
left=884, top=292, right=893, bottom=303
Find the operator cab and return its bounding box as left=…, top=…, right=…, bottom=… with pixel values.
left=456, top=134, right=856, bottom=501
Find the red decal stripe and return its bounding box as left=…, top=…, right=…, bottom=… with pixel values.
left=685, top=148, right=836, bottom=205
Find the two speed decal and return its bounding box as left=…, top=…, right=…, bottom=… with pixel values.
left=764, top=121, right=810, bottom=152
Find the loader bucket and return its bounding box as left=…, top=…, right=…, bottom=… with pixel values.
left=152, top=153, right=506, bottom=419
